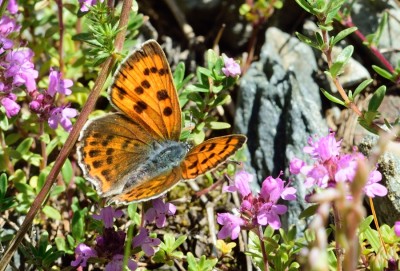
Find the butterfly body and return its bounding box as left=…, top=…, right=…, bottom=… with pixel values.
left=77, top=40, right=247, bottom=203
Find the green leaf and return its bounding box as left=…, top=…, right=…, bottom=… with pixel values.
left=299, top=204, right=319, bottom=219
left=372, top=65, right=394, bottom=81
left=72, top=210, right=85, bottom=242
left=43, top=205, right=62, bottom=220
left=72, top=32, right=93, bottom=42
left=371, top=12, right=388, bottom=47
left=359, top=215, right=374, bottom=232
left=294, top=0, right=314, bottom=14
left=173, top=62, right=185, bottom=90
left=5, top=133, right=21, bottom=145
left=352, top=79, right=373, bottom=99
left=16, top=138, right=33, bottom=155
left=239, top=3, right=251, bottom=15
left=331, top=27, right=357, bottom=46
left=208, top=121, right=231, bottom=130
left=368, top=85, right=386, bottom=112
left=61, top=159, right=73, bottom=185
left=0, top=173, right=7, bottom=196
left=329, top=45, right=354, bottom=77
left=206, top=49, right=218, bottom=70
left=0, top=112, right=9, bottom=130
left=320, top=88, right=345, bottom=106
left=364, top=227, right=380, bottom=253
left=295, top=32, right=320, bottom=49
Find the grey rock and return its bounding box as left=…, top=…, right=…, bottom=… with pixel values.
left=351, top=0, right=400, bottom=68
left=235, top=27, right=328, bottom=231
left=359, top=136, right=400, bottom=225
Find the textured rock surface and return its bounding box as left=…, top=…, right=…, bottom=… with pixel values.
left=235, top=27, right=328, bottom=230
left=359, top=136, right=400, bottom=225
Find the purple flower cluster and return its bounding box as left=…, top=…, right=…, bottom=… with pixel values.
left=78, top=0, right=104, bottom=12
left=72, top=199, right=176, bottom=270
left=289, top=132, right=387, bottom=198
left=222, top=57, right=241, bottom=77
left=217, top=170, right=297, bottom=240
left=0, top=4, right=77, bottom=131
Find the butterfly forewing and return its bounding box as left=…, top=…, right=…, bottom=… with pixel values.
left=110, top=40, right=181, bottom=140
left=181, top=135, right=247, bottom=179
left=78, top=113, right=156, bottom=196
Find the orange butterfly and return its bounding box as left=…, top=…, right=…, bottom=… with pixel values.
left=77, top=40, right=247, bottom=204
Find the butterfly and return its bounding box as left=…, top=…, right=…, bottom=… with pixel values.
left=77, top=40, right=247, bottom=204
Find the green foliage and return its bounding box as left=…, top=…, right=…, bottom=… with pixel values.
left=0, top=173, right=17, bottom=212
left=153, top=233, right=187, bottom=265
left=186, top=252, right=218, bottom=271
left=239, top=0, right=283, bottom=24
left=73, top=2, right=143, bottom=66
left=19, top=231, right=64, bottom=270
left=179, top=49, right=240, bottom=145
left=247, top=226, right=301, bottom=271
left=364, top=12, right=387, bottom=48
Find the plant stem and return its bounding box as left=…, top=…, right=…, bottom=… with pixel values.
left=0, top=0, right=133, bottom=269
left=256, top=226, right=269, bottom=271
left=332, top=204, right=344, bottom=271
left=39, top=121, right=47, bottom=170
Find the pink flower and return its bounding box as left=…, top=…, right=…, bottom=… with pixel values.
left=47, top=68, right=73, bottom=96
left=48, top=106, right=77, bottom=132
left=132, top=227, right=161, bottom=256
left=0, top=16, right=20, bottom=36
left=92, top=206, right=124, bottom=228
left=222, top=57, right=241, bottom=77
left=289, top=157, right=305, bottom=174
left=290, top=132, right=387, bottom=199
left=1, top=93, right=20, bottom=118
left=217, top=213, right=245, bottom=240
left=217, top=170, right=296, bottom=239
left=144, top=198, right=176, bottom=228
left=105, top=254, right=137, bottom=271
left=364, top=169, right=387, bottom=198
left=394, top=221, right=400, bottom=237
left=0, top=0, right=18, bottom=14
left=79, top=0, right=104, bottom=12
left=2, top=48, right=38, bottom=92
left=71, top=243, right=97, bottom=268
left=223, top=170, right=253, bottom=196
left=303, top=132, right=341, bottom=162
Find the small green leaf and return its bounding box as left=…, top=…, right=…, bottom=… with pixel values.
left=299, top=204, right=319, bottom=219
left=208, top=121, right=231, bottom=130
left=43, top=205, right=62, bottom=220
left=368, top=85, right=386, bottom=112
left=295, top=32, right=320, bottom=49
left=5, top=133, right=21, bottom=145
left=372, top=65, right=394, bottom=81
left=331, top=27, right=357, bottom=46
left=72, top=210, right=85, bottom=242
left=294, top=0, right=314, bottom=14
left=352, top=79, right=373, bottom=99
left=16, top=138, right=34, bottom=155
left=206, top=49, right=218, bottom=70
left=0, top=173, right=7, bottom=196
left=330, top=45, right=354, bottom=77
left=0, top=112, right=9, bottom=130
left=61, top=159, right=73, bottom=185
left=320, top=88, right=345, bottom=106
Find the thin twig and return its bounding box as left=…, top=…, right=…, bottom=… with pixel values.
left=0, top=1, right=133, bottom=269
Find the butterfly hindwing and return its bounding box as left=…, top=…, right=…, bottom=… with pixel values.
left=181, top=135, right=247, bottom=179
left=77, top=113, right=157, bottom=197
left=109, top=40, right=181, bottom=140
left=111, top=166, right=182, bottom=203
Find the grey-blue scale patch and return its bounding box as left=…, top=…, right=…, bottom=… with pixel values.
left=123, top=140, right=187, bottom=189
